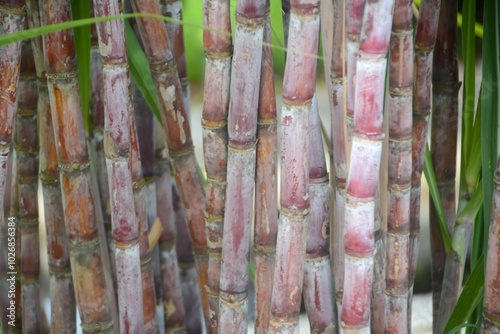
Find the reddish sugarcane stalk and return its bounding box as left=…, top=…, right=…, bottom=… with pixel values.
left=200, top=0, right=232, bottom=331
left=341, top=0, right=395, bottom=332
left=385, top=0, right=413, bottom=331
left=409, top=0, right=441, bottom=329
left=154, top=125, right=187, bottom=333
left=482, top=158, right=500, bottom=333
left=159, top=0, right=190, bottom=116
left=40, top=0, right=113, bottom=331
left=132, top=81, right=165, bottom=330
left=218, top=1, right=265, bottom=331
left=93, top=1, right=145, bottom=331
left=329, top=0, right=346, bottom=317
left=371, top=185, right=385, bottom=333
left=126, top=91, right=159, bottom=333
left=26, top=0, right=76, bottom=331
left=345, top=0, right=367, bottom=143
left=303, top=95, right=337, bottom=333
left=269, top=1, right=319, bottom=332
left=16, top=40, right=41, bottom=333
left=89, top=10, right=116, bottom=299
left=171, top=175, right=203, bottom=334
left=253, top=4, right=277, bottom=333
left=429, top=0, right=458, bottom=329
left=129, top=1, right=211, bottom=328
left=0, top=0, right=24, bottom=239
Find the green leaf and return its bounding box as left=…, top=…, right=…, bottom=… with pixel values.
left=444, top=255, right=485, bottom=333
left=424, top=145, right=452, bottom=253
left=70, top=0, right=91, bottom=133
left=124, top=21, right=162, bottom=124
left=448, top=323, right=480, bottom=334
left=457, top=181, right=483, bottom=223
left=481, top=0, right=500, bottom=252
left=460, top=0, right=476, bottom=168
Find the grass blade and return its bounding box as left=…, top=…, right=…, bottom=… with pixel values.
left=481, top=0, right=500, bottom=253
left=70, top=0, right=91, bottom=132
left=124, top=21, right=161, bottom=123
left=424, top=145, right=452, bottom=253
left=443, top=254, right=485, bottom=333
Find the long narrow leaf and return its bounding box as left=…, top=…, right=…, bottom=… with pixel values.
left=424, top=145, right=452, bottom=253
left=70, top=0, right=91, bottom=132
left=481, top=0, right=500, bottom=251
left=443, top=255, right=485, bottom=333
left=124, top=21, right=161, bottom=123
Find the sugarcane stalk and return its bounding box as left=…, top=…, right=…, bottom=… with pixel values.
left=159, top=0, right=190, bottom=117
left=8, top=150, right=21, bottom=333
left=171, top=176, right=203, bottom=334
left=253, top=4, right=277, bottom=332
left=371, top=185, right=386, bottom=333
left=131, top=80, right=165, bottom=331
left=125, top=89, right=159, bottom=333
left=269, top=1, right=319, bottom=332
left=93, top=0, right=145, bottom=331
left=39, top=0, right=113, bottom=331
left=129, top=1, right=211, bottom=328
left=482, top=159, right=500, bottom=333
left=429, top=0, right=459, bottom=329
left=89, top=7, right=116, bottom=299
left=345, top=0, right=367, bottom=143
left=341, top=0, right=395, bottom=332
left=125, top=8, right=165, bottom=325
left=409, top=0, right=441, bottom=329
left=435, top=183, right=482, bottom=333
left=329, top=0, right=346, bottom=318
left=384, top=0, right=413, bottom=331
left=217, top=1, right=265, bottom=331
left=303, top=95, right=337, bottom=333
left=153, top=124, right=186, bottom=333
left=25, top=0, right=77, bottom=331
left=16, top=39, right=41, bottom=333
left=0, top=0, right=25, bottom=242
left=200, top=0, right=232, bottom=331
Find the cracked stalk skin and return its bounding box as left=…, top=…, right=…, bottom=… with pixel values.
left=129, top=0, right=211, bottom=329
left=200, top=0, right=232, bottom=332
left=408, top=0, right=441, bottom=330
left=269, top=1, right=320, bottom=333
left=217, top=1, right=266, bottom=332
left=253, top=4, right=278, bottom=333
left=341, top=0, right=395, bottom=332
left=40, top=0, right=113, bottom=332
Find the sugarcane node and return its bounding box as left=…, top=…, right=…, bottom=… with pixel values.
left=48, top=266, right=73, bottom=278
left=150, top=59, right=177, bottom=74
left=80, top=319, right=114, bottom=333
left=68, top=237, right=100, bottom=251
left=140, top=254, right=153, bottom=266
left=0, top=3, right=25, bottom=14
left=201, top=117, right=227, bottom=129
left=46, top=69, right=78, bottom=79
left=58, top=160, right=91, bottom=174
